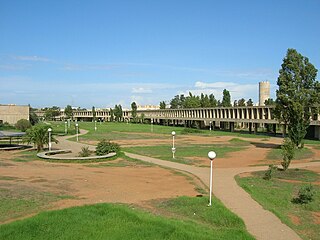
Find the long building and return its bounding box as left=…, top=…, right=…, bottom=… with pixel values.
left=34, top=106, right=320, bottom=139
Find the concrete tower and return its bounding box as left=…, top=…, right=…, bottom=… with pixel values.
left=259, top=81, right=270, bottom=106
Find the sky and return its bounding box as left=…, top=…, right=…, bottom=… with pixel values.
left=1, top=0, right=319, bottom=109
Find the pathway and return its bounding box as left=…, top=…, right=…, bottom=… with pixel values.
left=55, top=134, right=320, bottom=240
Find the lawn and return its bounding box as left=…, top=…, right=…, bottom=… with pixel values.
left=236, top=169, right=320, bottom=240
left=266, top=147, right=314, bottom=161
left=123, top=144, right=245, bottom=165
left=0, top=197, right=254, bottom=240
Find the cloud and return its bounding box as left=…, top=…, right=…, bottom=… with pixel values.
left=0, top=64, right=30, bottom=71
left=131, top=87, right=153, bottom=94
left=12, top=55, right=52, bottom=62
left=62, top=64, right=119, bottom=71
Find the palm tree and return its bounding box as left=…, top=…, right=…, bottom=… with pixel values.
left=25, top=124, right=58, bottom=152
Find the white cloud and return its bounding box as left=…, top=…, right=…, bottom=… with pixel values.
left=12, top=55, right=51, bottom=62
left=62, top=64, right=118, bottom=71
left=131, top=87, right=153, bottom=93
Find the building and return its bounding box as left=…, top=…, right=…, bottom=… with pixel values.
left=0, top=104, right=30, bottom=125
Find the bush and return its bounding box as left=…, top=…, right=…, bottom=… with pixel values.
left=15, top=119, right=32, bottom=132
left=292, top=185, right=315, bottom=204
left=263, top=165, right=277, bottom=180
left=78, top=146, right=91, bottom=157
left=181, top=128, right=202, bottom=134
left=96, top=139, right=120, bottom=156
left=281, top=138, right=295, bottom=171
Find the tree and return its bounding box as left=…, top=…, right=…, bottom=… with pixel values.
left=29, top=107, right=39, bottom=125
left=221, top=89, right=232, bottom=107
left=44, top=106, right=60, bottom=120
left=184, top=92, right=201, bottom=108
left=15, top=119, right=32, bottom=132
left=25, top=124, right=58, bottom=152
left=233, top=100, right=238, bottom=107
left=92, top=106, right=96, bottom=121
left=131, top=102, right=137, bottom=122
left=238, top=98, right=246, bottom=107
left=281, top=138, right=295, bottom=171
left=200, top=93, right=211, bottom=108
left=209, top=94, right=217, bottom=107
left=275, top=48, right=319, bottom=147
left=159, top=101, right=166, bottom=109
left=65, top=105, right=73, bottom=119
left=170, top=94, right=185, bottom=109
left=246, top=99, right=254, bottom=106
left=114, top=104, right=123, bottom=122
left=264, top=98, right=275, bottom=106
left=109, top=108, right=114, bottom=122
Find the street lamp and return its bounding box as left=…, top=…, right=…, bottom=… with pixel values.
left=76, top=123, right=79, bottom=142
left=94, top=120, right=97, bottom=131
left=171, top=131, right=176, bottom=159
left=208, top=151, right=216, bottom=206
left=209, top=121, right=212, bottom=131
left=48, top=128, right=52, bottom=151
left=64, top=121, right=67, bottom=134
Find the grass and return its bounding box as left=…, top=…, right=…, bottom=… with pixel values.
left=266, top=147, right=314, bottom=161
left=0, top=185, right=74, bottom=223
left=229, top=138, right=251, bottom=146
left=236, top=169, right=320, bottom=240
left=123, top=144, right=245, bottom=165
left=12, top=150, right=39, bottom=162
left=0, top=197, right=254, bottom=240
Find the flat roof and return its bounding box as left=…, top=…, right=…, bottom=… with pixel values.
left=0, top=131, right=26, bottom=138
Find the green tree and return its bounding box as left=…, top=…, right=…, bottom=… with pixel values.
left=159, top=101, right=166, bottom=109
left=264, top=98, right=275, bottom=106
left=114, top=104, right=123, bottom=122
left=109, top=108, right=114, bottom=122
left=15, top=119, right=32, bottom=132
left=221, top=89, right=232, bottom=107
left=233, top=100, right=238, bottom=107
left=238, top=98, right=246, bottom=107
left=92, top=106, right=96, bottom=121
left=209, top=94, right=217, bottom=107
left=25, top=124, right=58, bottom=152
left=200, top=93, right=211, bottom=107
left=275, top=49, right=319, bottom=147
left=29, top=107, right=39, bottom=125
left=64, top=105, right=73, bottom=119
left=44, top=106, right=60, bottom=120
left=131, top=102, right=137, bottom=122
left=281, top=138, right=295, bottom=171
left=184, top=92, right=201, bottom=108
left=246, top=99, right=254, bottom=106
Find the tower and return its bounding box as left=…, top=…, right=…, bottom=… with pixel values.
left=259, top=81, right=270, bottom=106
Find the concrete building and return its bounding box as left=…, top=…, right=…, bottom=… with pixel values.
left=0, top=104, right=30, bottom=124
left=259, top=81, right=270, bottom=106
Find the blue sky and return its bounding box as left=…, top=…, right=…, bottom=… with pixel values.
left=1, top=0, right=319, bottom=109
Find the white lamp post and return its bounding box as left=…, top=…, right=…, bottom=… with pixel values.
left=171, top=131, right=176, bottom=159
left=76, top=123, right=79, bottom=142
left=48, top=128, right=52, bottom=151
left=208, top=151, right=216, bottom=206
left=209, top=121, right=212, bottom=131
left=94, top=120, right=97, bottom=131
left=64, top=121, right=67, bottom=134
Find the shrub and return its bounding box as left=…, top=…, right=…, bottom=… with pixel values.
left=96, top=139, right=120, bottom=156
left=78, top=146, right=91, bottom=157
left=181, top=128, right=202, bottom=134
left=263, top=165, right=277, bottom=180
left=15, top=119, right=32, bottom=132
left=292, top=185, right=315, bottom=204
left=281, top=138, right=295, bottom=171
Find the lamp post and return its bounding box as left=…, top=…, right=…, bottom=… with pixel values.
left=208, top=151, right=216, bottom=206
left=171, top=131, right=176, bottom=159
left=76, top=123, right=79, bottom=142
left=64, top=121, right=67, bottom=134
left=48, top=128, right=52, bottom=151
left=94, top=120, right=97, bottom=131
left=209, top=121, right=212, bottom=131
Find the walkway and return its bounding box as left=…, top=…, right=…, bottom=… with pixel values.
left=55, top=133, right=320, bottom=240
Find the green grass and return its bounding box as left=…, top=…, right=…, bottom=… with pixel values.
left=0, top=197, right=254, bottom=240
left=123, top=144, right=245, bottom=165
left=266, top=147, right=314, bottom=161
left=236, top=169, right=320, bottom=240
left=229, top=138, right=251, bottom=146
left=0, top=186, right=74, bottom=223
left=12, top=150, right=39, bottom=162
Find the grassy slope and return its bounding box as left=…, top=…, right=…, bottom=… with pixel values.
left=236, top=169, right=320, bottom=240
left=0, top=197, right=254, bottom=240
left=266, top=147, right=314, bottom=161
